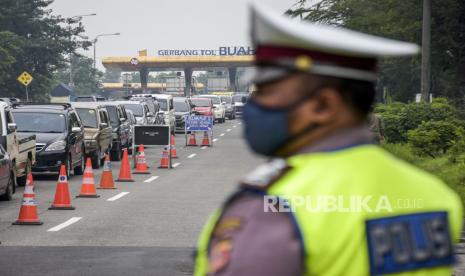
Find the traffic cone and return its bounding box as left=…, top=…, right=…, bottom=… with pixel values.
left=27, top=173, right=34, bottom=187
left=201, top=131, right=211, bottom=146
left=170, top=134, right=178, bottom=159
left=98, top=154, right=117, bottom=189
left=13, top=180, right=43, bottom=225
left=159, top=147, right=170, bottom=169
left=188, top=132, right=197, bottom=146
left=77, top=158, right=100, bottom=198
left=49, top=165, right=75, bottom=210
left=134, top=144, right=150, bottom=174
left=117, top=148, right=135, bottom=182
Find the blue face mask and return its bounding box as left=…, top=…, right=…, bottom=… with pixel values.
left=243, top=96, right=319, bottom=157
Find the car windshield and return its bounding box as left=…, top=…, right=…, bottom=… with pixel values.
left=233, top=95, right=249, bottom=103
left=13, top=112, right=66, bottom=133
left=221, top=97, right=232, bottom=104
left=202, top=96, right=220, bottom=104
left=76, top=97, right=95, bottom=102
left=174, top=101, right=189, bottom=112
left=123, top=104, right=144, bottom=117
left=191, top=99, right=210, bottom=107
left=105, top=106, right=119, bottom=127
left=158, top=100, right=168, bottom=111
left=76, top=108, right=98, bottom=128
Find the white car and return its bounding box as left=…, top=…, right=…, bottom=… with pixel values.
left=198, top=95, right=226, bottom=123
left=151, top=94, right=176, bottom=132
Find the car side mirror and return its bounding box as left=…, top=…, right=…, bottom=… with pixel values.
left=72, top=127, right=81, bottom=133
left=100, top=123, right=108, bottom=129
left=212, top=106, right=216, bottom=109
left=7, top=123, right=17, bottom=132
left=241, top=97, right=247, bottom=104
left=222, top=102, right=227, bottom=105
left=146, top=112, right=153, bottom=117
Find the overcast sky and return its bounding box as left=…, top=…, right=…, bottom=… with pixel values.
left=50, top=0, right=298, bottom=70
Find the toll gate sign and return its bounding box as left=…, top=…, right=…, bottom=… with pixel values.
left=185, top=116, right=213, bottom=131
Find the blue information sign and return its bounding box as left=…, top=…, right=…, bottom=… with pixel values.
left=186, top=116, right=213, bottom=131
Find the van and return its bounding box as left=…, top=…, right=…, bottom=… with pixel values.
left=151, top=94, right=176, bottom=132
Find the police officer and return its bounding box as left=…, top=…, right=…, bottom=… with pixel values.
left=194, top=4, right=463, bottom=276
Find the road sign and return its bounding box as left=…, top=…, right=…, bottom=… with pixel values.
left=185, top=116, right=213, bottom=131
left=17, top=71, right=33, bottom=86
left=130, top=58, right=139, bottom=66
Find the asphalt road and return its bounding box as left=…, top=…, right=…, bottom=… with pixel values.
left=1, top=118, right=464, bottom=275
left=0, top=119, right=264, bottom=275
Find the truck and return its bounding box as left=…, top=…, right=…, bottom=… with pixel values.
left=0, top=102, right=36, bottom=186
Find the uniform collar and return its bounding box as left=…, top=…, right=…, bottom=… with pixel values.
left=296, top=126, right=373, bottom=155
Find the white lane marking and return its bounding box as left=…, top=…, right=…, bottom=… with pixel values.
left=213, top=139, right=218, bottom=142
left=188, top=153, right=197, bottom=159
left=144, top=176, right=159, bottom=183
left=201, top=146, right=208, bottom=150
left=238, top=122, right=242, bottom=125
left=172, top=162, right=181, bottom=168
left=107, top=192, right=130, bottom=202
left=220, top=133, right=225, bottom=137
left=233, top=125, right=237, bottom=128
left=48, top=217, right=82, bottom=232
left=227, top=129, right=231, bottom=132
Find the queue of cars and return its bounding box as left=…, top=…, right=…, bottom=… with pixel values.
left=0, top=92, right=247, bottom=201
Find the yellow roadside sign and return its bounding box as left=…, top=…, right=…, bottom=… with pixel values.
left=17, top=71, right=33, bottom=86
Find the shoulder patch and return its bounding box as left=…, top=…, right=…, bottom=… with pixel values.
left=240, top=159, right=290, bottom=190
left=366, top=211, right=454, bottom=275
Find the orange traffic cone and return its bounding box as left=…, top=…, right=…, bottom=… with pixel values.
left=98, top=154, right=117, bottom=189
left=188, top=133, right=197, bottom=146
left=159, top=147, right=170, bottom=169
left=117, top=148, right=135, bottom=182
left=134, top=145, right=150, bottom=174
left=27, top=173, right=34, bottom=187
left=201, top=131, right=211, bottom=146
left=13, top=179, right=43, bottom=225
left=170, top=134, right=178, bottom=159
left=77, top=158, right=100, bottom=198
left=49, top=165, right=75, bottom=210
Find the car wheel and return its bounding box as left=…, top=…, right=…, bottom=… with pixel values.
left=0, top=172, right=15, bottom=201
left=74, top=153, right=84, bottom=176
left=16, top=158, right=31, bottom=187
left=66, top=156, right=72, bottom=178
left=111, top=145, right=122, bottom=161
left=91, top=151, right=100, bottom=169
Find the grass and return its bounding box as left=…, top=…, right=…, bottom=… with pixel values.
left=383, top=143, right=465, bottom=207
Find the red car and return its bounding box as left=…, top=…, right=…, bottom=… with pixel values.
left=190, top=98, right=214, bottom=117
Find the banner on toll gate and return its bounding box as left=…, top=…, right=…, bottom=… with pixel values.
left=185, top=116, right=213, bottom=131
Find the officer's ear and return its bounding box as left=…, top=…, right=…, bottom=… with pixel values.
left=308, top=87, right=346, bottom=125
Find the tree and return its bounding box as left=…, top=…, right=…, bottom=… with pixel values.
left=55, top=54, right=102, bottom=95
left=286, top=0, right=465, bottom=105
left=0, top=0, right=91, bottom=100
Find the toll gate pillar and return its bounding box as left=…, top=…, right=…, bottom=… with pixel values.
left=184, top=68, right=193, bottom=97
left=140, top=68, right=148, bottom=91
left=228, top=67, right=237, bottom=92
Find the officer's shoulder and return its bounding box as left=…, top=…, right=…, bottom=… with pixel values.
left=239, top=159, right=291, bottom=191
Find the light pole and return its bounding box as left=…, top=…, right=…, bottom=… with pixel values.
left=93, top=33, right=121, bottom=71
left=68, top=13, right=96, bottom=87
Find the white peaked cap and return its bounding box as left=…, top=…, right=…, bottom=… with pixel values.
left=249, top=3, right=420, bottom=83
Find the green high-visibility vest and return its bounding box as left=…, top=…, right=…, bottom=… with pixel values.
left=194, top=145, right=463, bottom=275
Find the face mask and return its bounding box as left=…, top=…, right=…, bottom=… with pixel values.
left=243, top=95, right=319, bottom=157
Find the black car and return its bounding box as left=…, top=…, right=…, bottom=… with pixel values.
left=12, top=103, right=85, bottom=177
left=0, top=144, right=15, bottom=201
left=100, top=102, right=131, bottom=161
left=173, top=97, right=194, bottom=133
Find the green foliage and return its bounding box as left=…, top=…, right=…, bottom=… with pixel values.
left=0, top=0, right=90, bottom=100
left=287, top=0, right=465, bottom=104
left=55, top=55, right=103, bottom=95
left=375, top=98, right=459, bottom=143
left=407, top=121, right=460, bottom=157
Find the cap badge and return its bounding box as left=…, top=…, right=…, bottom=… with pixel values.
left=295, top=55, right=312, bottom=71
